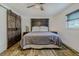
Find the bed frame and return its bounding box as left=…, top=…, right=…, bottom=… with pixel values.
left=20, top=18, right=60, bottom=49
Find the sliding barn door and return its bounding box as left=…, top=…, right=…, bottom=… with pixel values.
left=7, top=10, right=21, bottom=48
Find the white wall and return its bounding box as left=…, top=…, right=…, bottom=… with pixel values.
left=21, top=16, right=31, bottom=33
left=21, top=16, right=53, bottom=33
left=53, top=3, right=79, bottom=52
left=0, top=5, right=7, bottom=53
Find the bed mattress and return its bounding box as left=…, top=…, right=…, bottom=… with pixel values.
left=20, top=32, right=62, bottom=49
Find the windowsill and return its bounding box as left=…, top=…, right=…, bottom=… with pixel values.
left=66, top=28, right=79, bottom=30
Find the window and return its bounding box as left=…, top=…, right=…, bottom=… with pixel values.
left=67, top=10, right=79, bottom=28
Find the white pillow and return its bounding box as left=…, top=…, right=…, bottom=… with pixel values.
left=32, top=26, right=39, bottom=32
left=40, top=26, right=48, bottom=31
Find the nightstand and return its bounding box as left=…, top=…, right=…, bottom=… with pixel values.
left=23, top=32, right=29, bottom=35
left=50, top=31, right=58, bottom=34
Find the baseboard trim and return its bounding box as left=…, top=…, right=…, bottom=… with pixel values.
left=62, top=43, right=79, bottom=55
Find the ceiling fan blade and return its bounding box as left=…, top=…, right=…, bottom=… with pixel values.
left=27, top=4, right=35, bottom=8
left=39, top=3, right=45, bottom=4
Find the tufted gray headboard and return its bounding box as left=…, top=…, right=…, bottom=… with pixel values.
left=31, top=18, right=49, bottom=31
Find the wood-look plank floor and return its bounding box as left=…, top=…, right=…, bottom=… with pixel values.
left=0, top=42, right=79, bottom=56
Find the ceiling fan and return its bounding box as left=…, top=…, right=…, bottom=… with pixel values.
left=27, top=3, right=45, bottom=11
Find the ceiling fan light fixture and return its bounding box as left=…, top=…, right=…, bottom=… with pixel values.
left=34, top=5, right=40, bottom=8
left=27, top=3, right=44, bottom=11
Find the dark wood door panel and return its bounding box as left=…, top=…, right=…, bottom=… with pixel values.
left=7, top=10, right=21, bottom=48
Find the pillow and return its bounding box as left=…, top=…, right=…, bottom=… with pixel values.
left=32, top=26, right=40, bottom=32
left=40, top=26, right=48, bottom=31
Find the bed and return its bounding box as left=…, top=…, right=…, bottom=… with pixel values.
left=20, top=19, right=62, bottom=49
